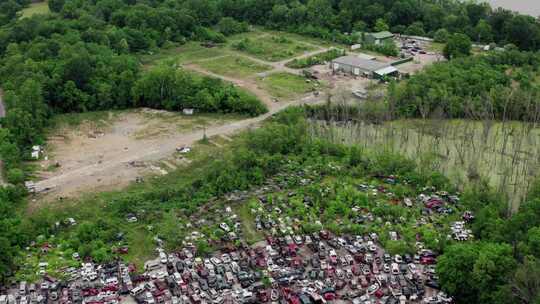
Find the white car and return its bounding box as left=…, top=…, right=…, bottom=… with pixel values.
left=368, top=283, right=380, bottom=295
left=219, top=223, right=230, bottom=232
left=210, top=257, right=222, bottom=265
left=176, top=146, right=191, bottom=154
left=221, top=254, right=231, bottom=263
left=159, top=251, right=168, bottom=264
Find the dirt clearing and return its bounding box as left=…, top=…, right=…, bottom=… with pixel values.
left=31, top=109, right=242, bottom=206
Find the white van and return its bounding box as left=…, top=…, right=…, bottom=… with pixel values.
left=19, top=281, right=27, bottom=295
left=391, top=263, right=400, bottom=275
left=130, top=286, right=144, bottom=297
left=159, top=251, right=168, bottom=264
left=145, top=260, right=161, bottom=271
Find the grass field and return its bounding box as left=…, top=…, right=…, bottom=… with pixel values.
left=20, top=1, right=50, bottom=18
left=427, top=42, right=445, bottom=53
left=257, top=72, right=321, bottom=100
left=309, top=119, right=540, bottom=210
left=140, top=42, right=227, bottom=66
left=195, top=55, right=271, bottom=78
left=231, top=34, right=316, bottom=62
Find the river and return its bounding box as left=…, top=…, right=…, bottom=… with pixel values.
left=483, top=0, right=540, bottom=17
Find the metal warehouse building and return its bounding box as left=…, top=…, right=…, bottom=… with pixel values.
left=331, top=55, right=398, bottom=78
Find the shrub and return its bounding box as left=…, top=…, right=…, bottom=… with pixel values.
left=6, top=168, right=24, bottom=184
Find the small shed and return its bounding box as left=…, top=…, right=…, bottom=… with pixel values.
left=365, top=31, right=395, bottom=45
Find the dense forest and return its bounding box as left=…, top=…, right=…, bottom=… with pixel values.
left=0, top=0, right=540, bottom=299
left=389, top=50, right=540, bottom=120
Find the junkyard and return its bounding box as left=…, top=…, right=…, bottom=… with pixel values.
left=4, top=170, right=471, bottom=304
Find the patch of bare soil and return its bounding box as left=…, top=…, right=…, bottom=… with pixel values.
left=30, top=109, right=239, bottom=209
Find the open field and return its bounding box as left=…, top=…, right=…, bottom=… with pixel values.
left=20, top=1, right=50, bottom=18
left=30, top=93, right=328, bottom=207
left=231, top=34, right=317, bottom=62
left=257, top=72, right=322, bottom=100
left=140, top=42, right=227, bottom=66
left=31, top=109, right=244, bottom=205
left=309, top=118, right=540, bottom=210
left=195, top=55, right=271, bottom=78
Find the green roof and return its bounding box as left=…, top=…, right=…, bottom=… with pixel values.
left=369, top=31, right=394, bottom=39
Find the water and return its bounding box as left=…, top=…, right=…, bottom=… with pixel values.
left=484, top=0, right=540, bottom=16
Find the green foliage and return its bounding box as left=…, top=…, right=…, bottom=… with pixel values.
left=437, top=242, right=516, bottom=303
left=216, top=17, right=249, bottom=36
left=363, top=41, right=399, bottom=57
left=286, top=49, right=346, bottom=69
left=384, top=240, right=413, bottom=255
left=434, top=28, right=450, bottom=43
left=504, top=256, right=540, bottom=304
left=389, top=51, right=540, bottom=120
left=374, top=18, right=389, bottom=32
left=133, top=65, right=267, bottom=116
left=405, top=22, right=425, bottom=36
left=48, top=0, right=64, bottom=13
left=443, top=33, right=472, bottom=59
left=195, top=27, right=226, bottom=43
left=6, top=168, right=24, bottom=184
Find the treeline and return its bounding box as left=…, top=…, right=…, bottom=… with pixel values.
left=133, top=66, right=266, bottom=116
left=389, top=50, right=540, bottom=121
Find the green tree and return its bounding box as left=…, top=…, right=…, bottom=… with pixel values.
left=434, top=28, right=450, bottom=43
left=405, top=22, right=425, bottom=36
left=443, top=33, right=472, bottom=59
left=6, top=168, right=24, bottom=184
left=216, top=17, right=248, bottom=36
left=374, top=18, right=389, bottom=32
left=475, top=20, right=493, bottom=43
left=437, top=242, right=516, bottom=303
left=48, top=0, right=65, bottom=12
left=0, top=236, right=16, bottom=282
left=506, top=256, right=540, bottom=304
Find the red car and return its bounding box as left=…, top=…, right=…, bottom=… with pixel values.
left=258, top=290, right=269, bottom=302
left=257, top=258, right=267, bottom=268
left=82, top=289, right=99, bottom=297
left=116, top=246, right=129, bottom=254
left=287, top=244, right=298, bottom=256
left=420, top=256, right=436, bottom=265
left=323, top=292, right=336, bottom=301
left=102, top=285, right=118, bottom=292
left=319, top=230, right=330, bottom=240
left=288, top=295, right=301, bottom=304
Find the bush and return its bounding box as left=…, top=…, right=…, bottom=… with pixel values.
left=216, top=17, right=249, bottom=36
left=286, top=48, right=346, bottom=69
left=6, top=168, right=24, bottom=184
left=363, top=42, right=399, bottom=57
left=195, top=27, right=226, bottom=43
